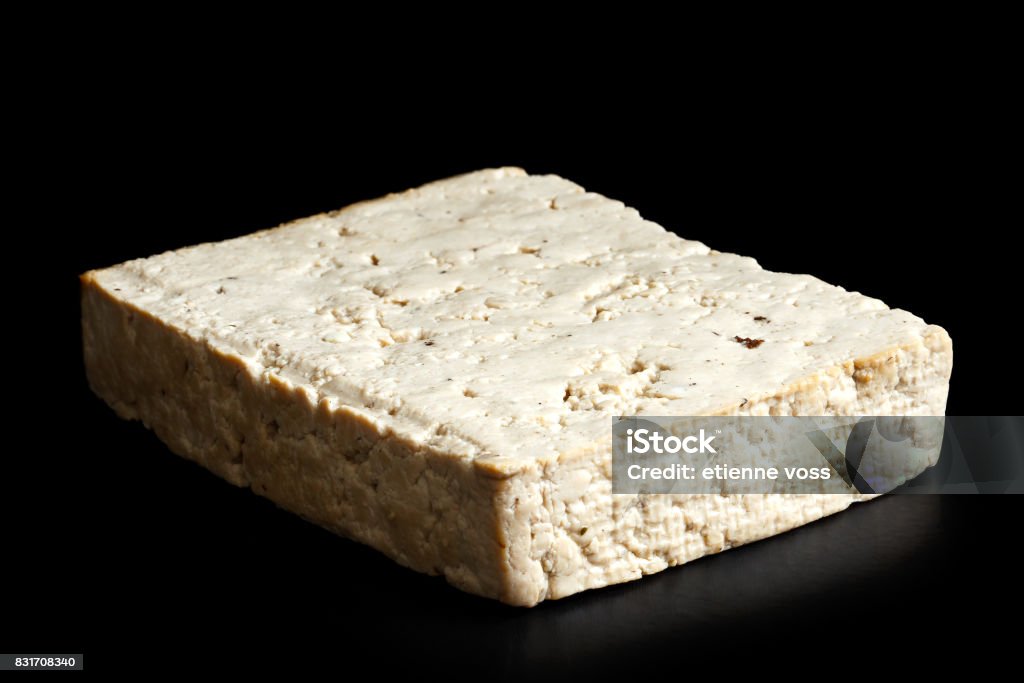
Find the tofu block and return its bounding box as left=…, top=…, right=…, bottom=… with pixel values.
left=81, top=168, right=953, bottom=605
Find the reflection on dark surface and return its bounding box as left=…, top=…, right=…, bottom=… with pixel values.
left=380, top=495, right=942, bottom=670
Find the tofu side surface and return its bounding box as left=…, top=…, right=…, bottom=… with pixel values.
left=82, top=168, right=953, bottom=605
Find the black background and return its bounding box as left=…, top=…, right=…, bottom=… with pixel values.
left=8, top=58, right=1021, bottom=675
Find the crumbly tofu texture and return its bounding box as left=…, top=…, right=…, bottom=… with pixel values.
left=81, top=168, right=953, bottom=606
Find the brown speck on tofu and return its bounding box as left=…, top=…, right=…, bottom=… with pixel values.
left=734, top=336, right=764, bottom=349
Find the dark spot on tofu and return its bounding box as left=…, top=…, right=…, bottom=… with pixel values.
left=754, top=315, right=769, bottom=322
left=740, top=398, right=749, bottom=407
left=424, top=340, right=435, bottom=346
left=733, top=336, right=764, bottom=349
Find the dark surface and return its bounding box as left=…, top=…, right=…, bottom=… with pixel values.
left=17, top=414, right=1024, bottom=670
left=10, top=83, right=1021, bottom=675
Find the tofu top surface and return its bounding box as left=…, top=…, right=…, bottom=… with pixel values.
left=88, top=168, right=943, bottom=469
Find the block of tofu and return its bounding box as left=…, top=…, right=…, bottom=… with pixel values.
left=81, top=168, right=953, bottom=605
